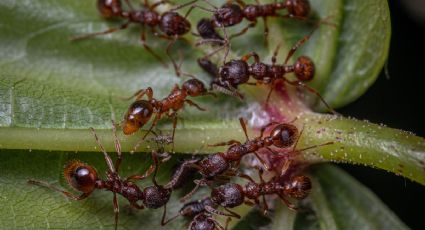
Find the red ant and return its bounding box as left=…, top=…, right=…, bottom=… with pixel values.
left=162, top=197, right=230, bottom=230
left=72, top=0, right=197, bottom=76
left=198, top=29, right=337, bottom=114
left=167, top=118, right=331, bottom=201
left=27, top=122, right=172, bottom=230
left=192, top=0, right=314, bottom=60
left=208, top=168, right=312, bottom=217
left=122, top=78, right=215, bottom=151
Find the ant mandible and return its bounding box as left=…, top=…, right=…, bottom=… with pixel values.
left=198, top=27, right=337, bottom=114
left=72, top=0, right=197, bottom=76
left=122, top=78, right=215, bottom=151
left=27, top=121, right=171, bottom=230
left=166, top=118, right=331, bottom=201
left=193, top=0, right=312, bottom=61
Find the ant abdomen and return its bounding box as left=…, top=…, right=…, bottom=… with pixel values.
left=284, top=0, right=311, bottom=18
left=199, top=153, right=229, bottom=178
left=160, top=12, right=191, bottom=36
left=283, top=175, right=312, bottom=199
left=122, top=100, right=154, bottom=135
left=64, top=160, right=98, bottom=193
left=97, top=0, right=122, bottom=18
left=143, top=185, right=171, bottom=209
left=211, top=183, right=244, bottom=208
left=294, top=56, right=315, bottom=81
left=219, top=60, right=250, bottom=87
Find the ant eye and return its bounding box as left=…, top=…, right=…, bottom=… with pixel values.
left=271, top=124, right=299, bottom=148
left=64, top=161, right=98, bottom=193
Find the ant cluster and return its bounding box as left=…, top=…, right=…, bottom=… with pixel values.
left=29, top=0, right=337, bottom=229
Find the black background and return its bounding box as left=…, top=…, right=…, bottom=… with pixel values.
left=338, top=1, right=425, bottom=229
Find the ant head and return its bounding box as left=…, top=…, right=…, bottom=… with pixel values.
left=283, top=175, right=312, bottom=199
left=122, top=100, right=154, bottom=135
left=64, top=160, right=98, bottom=193
left=294, top=56, right=315, bottom=81
left=284, top=0, right=311, bottom=18
left=213, top=3, right=244, bottom=27
left=189, top=213, right=215, bottom=230
left=219, top=60, right=250, bottom=87
left=142, top=185, right=171, bottom=209
left=197, top=18, right=223, bottom=41
left=160, top=12, right=191, bottom=36
left=211, top=183, right=244, bottom=208
left=96, top=0, right=122, bottom=18
left=270, top=123, right=299, bottom=148
left=183, top=79, right=207, bottom=97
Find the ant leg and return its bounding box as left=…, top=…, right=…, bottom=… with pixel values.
left=90, top=127, right=115, bottom=173
left=205, top=206, right=241, bottom=219
left=262, top=17, right=269, bottom=47
left=180, top=178, right=209, bottom=202
left=160, top=204, right=169, bottom=226
left=120, top=87, right=153, bottom=101
left=236, top=173, right=255, bottom=182
left=271, top=42, right=282, bottom=66
left=140, top=26, right=168, bottom=67
left=130, top=201, right=145, bottom=209
left=292, top=124, right=304, bottom=152
left=265, top=80, right=276, bottom=107
left=259, top=121, right=279, bottom=138
left=161, top=211, right=181, bottom=226
left=113, top=192, right=119, bottom=230
left=111, top=120, right=123, bottom=172
left=207, top=140, right=241, bottom=147
left=185, top=99, right=206, bottom=111
left=238, top=117, right=250, bottom=141
left=125, top=163, right=155, bottom=182
left=142, top=113, right=162, bottom=140
left=123, top=0, right=134, bottom=10
left=229, top=21, right=257, bottom=40
left=150, top=0, right=171, bottom=10
left=27, top=180, right=91, bottom=200
left=150, top=151, right=161, bottom=187
left=253, top=152, right=270, bottom=170
left=70, top=22, right=131, bottom=41
left=170, top=112, right=177, bottom=152
left=241, top=52, right=260, bottom=63
left=295, top=141, right=334, bottom=153
left=166, top=38, right=182, bottom=77
left=261, top=195, right=269, bottom=215
left=277, top=193, right=297, bottom=210
left=210, top=216, right=230, bottom=230
left=284, top=80, right=337, bottom=114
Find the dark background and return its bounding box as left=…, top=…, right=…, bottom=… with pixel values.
left=338, top=1, right=425, bottom=229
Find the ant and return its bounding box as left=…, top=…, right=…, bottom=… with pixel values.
left=167, top=118, right=331, bottom=201
left=208, top=167, right=312, bottom=217
left=27, top=121, right=171, bottom=230
left=192, top=0, right=313, bottom=61
left=198, top=28, right=337, bottom=114
left=162, top=197, right=230, bottom=230
left=72, top=0, right=197, bottom=76
left=122, top=78, right=215, bottom=151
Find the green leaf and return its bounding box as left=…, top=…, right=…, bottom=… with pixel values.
left=272, top=164, right=408, bottom=230
left=0, top=149, right=250, bottom=229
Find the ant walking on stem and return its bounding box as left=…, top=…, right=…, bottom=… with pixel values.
left=72, top=0, right=198, bottom=76
left=167, top=117, right=332, bottom=201
left=27, top=121, right=172, bottom=230
left=198, top=25, right=337, bottom=114
left=122, top=78, right=216, bottom=152
left=192, top=0, right=316, bottom=62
